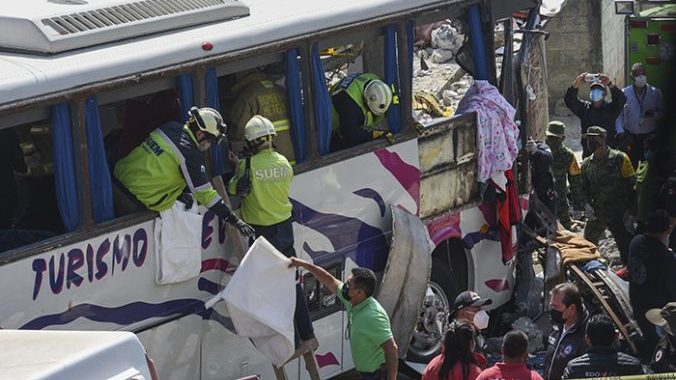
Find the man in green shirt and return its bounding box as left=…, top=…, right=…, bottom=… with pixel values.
left=289, top=257, right=398, bottom=380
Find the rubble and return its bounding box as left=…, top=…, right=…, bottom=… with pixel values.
left=511, top=317, right=545, bottom=353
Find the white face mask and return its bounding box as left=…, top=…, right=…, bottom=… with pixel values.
left=473, top=310, right=490, bottom=330
left=634, top=75, right=647, bottom=88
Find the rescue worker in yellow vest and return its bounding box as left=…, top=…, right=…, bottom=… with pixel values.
left=114, top=107, right=255, bottom=238
left=227, top=115, right=315, bottom=345
left=331, top=73, right=393, bottom=150
left=229, top=70, right=295, bottom=162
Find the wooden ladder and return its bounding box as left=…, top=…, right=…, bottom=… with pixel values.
left=273, top=338, right=321, bottom=380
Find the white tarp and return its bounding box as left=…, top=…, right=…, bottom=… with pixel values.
left=154, top=202, right=203, bottom=285
left=221, top=237, right=297, bottom=367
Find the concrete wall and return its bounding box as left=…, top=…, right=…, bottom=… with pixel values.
left=601, top=0, right=626, bottom=88
left=545, top=1, right=602, bottom=116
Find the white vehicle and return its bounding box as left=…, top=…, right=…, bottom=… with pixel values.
left=0, top=0, right=541, bottom=378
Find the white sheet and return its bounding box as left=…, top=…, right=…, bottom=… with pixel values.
left=154, top=202, right=203, bottom=285
left=222, top=237, right=297, bottom=367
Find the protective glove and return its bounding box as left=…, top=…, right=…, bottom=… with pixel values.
left=623, top=211, right=636, bottom=234
left=230, top=217, right=255, bottom=238
left=525, top=138, right=537, bottom=155
left=584, top=203, right=596, bottom=221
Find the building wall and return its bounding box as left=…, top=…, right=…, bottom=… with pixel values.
left=601, top=0, right=626, bottom=88
left=545, top=1, right=602, bottom=116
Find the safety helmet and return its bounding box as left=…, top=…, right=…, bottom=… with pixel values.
left=188, top=107, right=226, bottom=141
left=364, top=79, right=392, bottom=116
left=244, top=115, right=277, bottom=142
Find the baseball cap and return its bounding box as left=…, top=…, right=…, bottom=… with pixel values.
left=583, top=126, right=607, bottom=137
left=453, top=291, right=492, bottom=313
left=646, top=302, right=676, bottom=336
left=546, top=121, right=566, bottom=138
left=590, top=82, right=606, bottom=91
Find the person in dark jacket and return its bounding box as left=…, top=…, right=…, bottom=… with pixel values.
left=647, top=302, right=676, bottom=373
left=544, top=283, right=589, bottom=380
left=525, top=137, right=557, bottom=215
left=628, top=209, right=676, bottom=359
left=564, top=73, right=626, bottom=157
left=562, top=314, right=643, bottom=378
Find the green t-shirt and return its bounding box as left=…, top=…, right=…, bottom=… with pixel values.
left=337, top=283, right=393, bottom=373
left=227, top=149, right=293, bottom=226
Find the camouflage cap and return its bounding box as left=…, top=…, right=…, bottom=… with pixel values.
left=546, top=121, right=566, bottom=137
left=646, top=302, right=676, bottom=336
left=584, top=126, right=607, bottom=137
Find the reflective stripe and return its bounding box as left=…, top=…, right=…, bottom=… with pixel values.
left=155, top=129, right=199, bottom=193
left=206, top=194, right=222, bottom=208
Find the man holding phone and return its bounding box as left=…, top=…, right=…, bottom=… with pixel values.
left=564, top=72, right=626, bottom=157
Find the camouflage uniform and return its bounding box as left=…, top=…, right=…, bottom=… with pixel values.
left=551, top=144, right=582, bottom=229
left=580, top=147, right=636, bottom=263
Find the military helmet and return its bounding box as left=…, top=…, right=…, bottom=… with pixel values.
left=244, top=115, right=277, bottom=142
left=364, top=79, right=393, bottom=116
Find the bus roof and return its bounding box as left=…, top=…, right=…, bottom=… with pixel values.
left=0, top=0, right=457, bottom=107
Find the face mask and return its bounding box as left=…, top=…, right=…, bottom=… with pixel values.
left=587, top=139, right=601, bottom=153
left=546, top=137, right=562, bottom=151
left=342, top=285, right=352, bottom=301
left=589, top=88, right=604, bottom=102
left=550, top=309, right=565, bottom=325
left=473, top=310, right=490, bottom=330
left=634, top=75, right=647, bottom=88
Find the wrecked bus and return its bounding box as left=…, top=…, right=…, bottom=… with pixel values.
left=0, top=0, right=543, bottom=378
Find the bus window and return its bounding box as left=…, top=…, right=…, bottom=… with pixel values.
left=302, top=263, right=342, bottom=320
left=220, top=62, right=297, bottom=164
left=411, top=18, right=471, bottom=126
left=99, top=88, right=181, bottom=218
left=321, top=30, right=394, bottom=152
left=0, top=122, right=62, bottom=252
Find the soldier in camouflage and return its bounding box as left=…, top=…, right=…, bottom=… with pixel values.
left=580, top=126, right=636, bottom=265
left=546, top=121, right=583, bottom=230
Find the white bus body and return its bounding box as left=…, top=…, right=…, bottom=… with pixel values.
left=0, top=0, right=539, bottom=378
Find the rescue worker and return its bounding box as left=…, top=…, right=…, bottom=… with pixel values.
left=564, top=73, right=626, bottom=157
left=114, top=106, right=255, bottom=237
left=545, top=121, right=582, bottom=230
left=525, top=137, right=557, bottom=215
left=579, top=126, right=635, bottom=265
left=331, top=73, right=393, bottom=150
left=227, top=115, right=315, bottom=345
left=229, top=69, right=295, bottom=162
left=545, top=283, right=589, bottom=380
left=647, top=302, right=676, bottom=373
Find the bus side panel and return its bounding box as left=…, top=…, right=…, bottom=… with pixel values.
left=290, top=139, right=420, bottom=271
left=0, top=216, right=236, bottom=330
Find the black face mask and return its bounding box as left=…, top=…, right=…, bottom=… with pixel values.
left=546, top=137, right=563, bottom=151
left=342, top=285, right=352, bottom=301
left=550, top=309, right=565, bottom=325
left=587, top=139, right=601, bottom=153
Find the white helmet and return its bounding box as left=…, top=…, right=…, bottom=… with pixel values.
left=364, top=79, right=392, bottom=116
left=244, top=115, right=277, bottom=142
left=188, top=107, right=226, bottom=140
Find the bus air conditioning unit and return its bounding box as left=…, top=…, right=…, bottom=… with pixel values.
left=0, top=0, right=250, bottom=54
